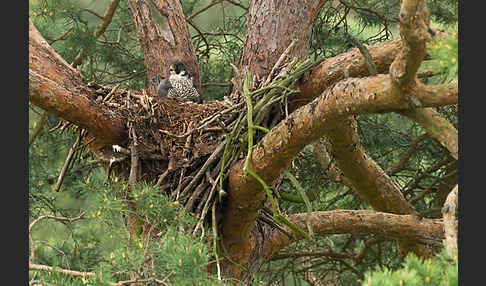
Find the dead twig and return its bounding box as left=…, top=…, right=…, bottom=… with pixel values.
left=29, top=111, right=48, bottom=147
left=180, top=141, right=226, bottom=199
left=72, top=0, right=121, bottom=68
left=29, top=263, right=95, bottom=279
left=53, top=130, right=85, bottom=192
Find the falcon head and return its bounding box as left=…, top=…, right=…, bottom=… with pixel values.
left=169, top=61, right=189, bottom=77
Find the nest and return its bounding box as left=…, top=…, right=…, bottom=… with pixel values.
left=83, top=82, right=237, bottom=228
left=81, top=45, right=318, bottom=237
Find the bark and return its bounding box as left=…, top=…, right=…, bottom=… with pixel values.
left=325, top=117, right=415, bottom=215
left=296, top=34, right=452, bottom=108
left=264, top=210, right=444, bottom=261
left=232, top=0, right=327, bottom=101
left=389, top=0, right=431, bottom=88
left=238, top=0, right=327, bottom=76
left=222, top=72, right=457, bottom=277
left=292, top=0, right=452, bottom=258
left=312, top=139, right=354, bottom=188
left=29, top=20, right=126, bottom=145
left=323, top=116, right=439, bottom=257
left=221, top=0, right=454, bottom=277
left=442, top=184, right=458, bottom=257
left=296, top=39, right=403, bottom=108
left=128, top=0, right=201, bottom=95
left=399, top=107, right=458, bottom=159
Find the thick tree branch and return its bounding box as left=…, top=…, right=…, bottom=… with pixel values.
left=389, top=0, right=431, bottom=88
left=297, top=31, right=450, bottom=110
left=297, top=39, right=403, bottom=107
left=323, top=115, right=438, bottom=257
left=264, top=210, right=444, bottom=261
left=399, top=106, right=458, bottom=160
left=29, top=20, right=126, bottom=145
left=325, top=116, right=415, bottom=215
left=222, top=72, right=457, bottom=272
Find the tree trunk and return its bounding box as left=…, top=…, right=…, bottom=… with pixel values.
left=128, top=0, right=201, bottom=95
left=232, top=0, right=327, bottom=100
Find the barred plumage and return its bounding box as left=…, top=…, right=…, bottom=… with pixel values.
left=167, top=73, right=202, bottom=103
left=150, top=61, right=202, bottom=103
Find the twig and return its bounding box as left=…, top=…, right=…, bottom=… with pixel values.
left=71, top=0, right=121, bottom=68
left=211, top=199, right=222, bottom=280
left=48, top=25, right=74, bottom=45
left=403, top=156, right=454, bottom=195
left=159, top=103, right=242, bottom=139
left=180, top=141, right=226, bottom=199
left=29, top=263, right=171, bottom=286
left=113, top=276, right=170, bottom=286
left=187, top=0, right=224, bottom=21
left=202, top=82, right=232, bottom=87
left=29, top=263, right=95, bottom=278
left=82, top=8, right=104, bottom=20
left=29, top=212, right=86, bottom=234
left=48, top=120, right=69, bottom=134
left=192, top=174, right=220, bottom=237
left=264, top=39, right=297, bottom=87
left=409, top=169, right=457, bottom=205
left=128, top=127, right=139, bottom=187
left=155, top=169, right=170, bottom=188
left=248, top=169, right=310, bottom=240
left=184, top=179, right=209, bottom=211
left=346, top=33, right=377, bottom=76
left=29, top=212, right=86, bottom=264
left=242, top=67, right=254, bottom=176
left=186, top=18, right=210, bottom=58
left=53, top=130, right=84, bottom=192
left=29, top=110, right=48, bottom=147
left=224, top=0, right=249, bottom=11
left=103, top=83, right=121, bottom=102
left=284, top=170, right=314, bottom=238
left=388, top=133, right=428, bottom=175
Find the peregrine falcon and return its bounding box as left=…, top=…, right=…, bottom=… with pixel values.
left=167, top=61, right=203, bottom=103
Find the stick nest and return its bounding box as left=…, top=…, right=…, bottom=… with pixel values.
left=81, top=48, right=317, bottom=237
